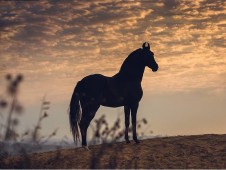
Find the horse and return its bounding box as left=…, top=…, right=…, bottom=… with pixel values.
left=69, top=42, right=158, bottom=148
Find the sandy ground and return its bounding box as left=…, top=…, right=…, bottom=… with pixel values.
left=1, top=134, right=226, bottom=169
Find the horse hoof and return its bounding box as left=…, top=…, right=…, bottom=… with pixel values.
left=134, top=139, right=140, bottom=144
left=126, top=140, right=130, bottom=144
left=82, top=145, right=90, bottom=151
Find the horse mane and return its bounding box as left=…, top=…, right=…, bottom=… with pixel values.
left=117, top=48, right=144, bottom=81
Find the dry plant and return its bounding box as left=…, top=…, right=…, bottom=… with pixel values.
left=0, top=74, right=58, bottom=168
left=30, top=96, right=58, bottom=145
left=90, top=114, right=149, bottom=145
left=89, top=114, right=150, bottom=168
left=0, top=74, right=24, bottom=142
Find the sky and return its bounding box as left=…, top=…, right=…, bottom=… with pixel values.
left=0, top=0, right=226, bottom=141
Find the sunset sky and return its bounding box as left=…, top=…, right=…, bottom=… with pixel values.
left=0, top=0, right=226, bottom=141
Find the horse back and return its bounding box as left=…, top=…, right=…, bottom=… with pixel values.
left=78, top=74, right=107, bottom=99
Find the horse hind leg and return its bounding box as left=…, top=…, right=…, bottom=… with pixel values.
left=79, top=104, right=100, bottom=148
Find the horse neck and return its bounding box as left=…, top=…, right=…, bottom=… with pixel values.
left=117, top=67, right=145, bottom=83
left=117, top=49, right=145, bottom=82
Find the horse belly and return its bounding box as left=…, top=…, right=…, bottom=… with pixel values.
left=100, top=84, right=129, bottom=107
left=100, top=94, right=126, bottom=107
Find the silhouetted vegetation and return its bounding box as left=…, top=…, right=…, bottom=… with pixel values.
left=89, top=114, right=149, bottom=145
left=88, top=114, right=150, bottom=168
left=0, top=74, right=58, bottom=168
left=0, top=74, right=24, bottom=142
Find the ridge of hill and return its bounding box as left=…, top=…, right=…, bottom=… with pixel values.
left=1, top=134, right=226, bottom=169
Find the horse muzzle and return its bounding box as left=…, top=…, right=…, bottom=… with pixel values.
left=152, top=64, right=158, bottom=72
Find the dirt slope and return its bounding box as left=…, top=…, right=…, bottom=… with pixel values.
left=1, top=134, right=226, bottom=169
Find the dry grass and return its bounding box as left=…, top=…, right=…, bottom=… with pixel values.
left=1, top=134, right=226, bottom=169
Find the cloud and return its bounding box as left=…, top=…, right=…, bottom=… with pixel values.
left=0, top=0, right=225, bottom=100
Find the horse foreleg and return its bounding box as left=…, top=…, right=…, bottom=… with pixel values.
left=124, top=106, right=131, bottom=143
left=131, top=103, right=140, bottom=143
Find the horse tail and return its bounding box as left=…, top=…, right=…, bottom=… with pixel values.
left=69, top=81, right=82, bottom=143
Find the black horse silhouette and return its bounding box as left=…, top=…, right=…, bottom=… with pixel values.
left=69, top=42, right=158, bottom=148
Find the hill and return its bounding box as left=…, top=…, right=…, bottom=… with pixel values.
left=1, top=134, right=226, bottom=169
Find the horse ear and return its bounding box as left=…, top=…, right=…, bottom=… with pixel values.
left=142, top=42, right=150, bottom=50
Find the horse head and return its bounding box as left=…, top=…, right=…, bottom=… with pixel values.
left=142, top=42, right=158, bottom=72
